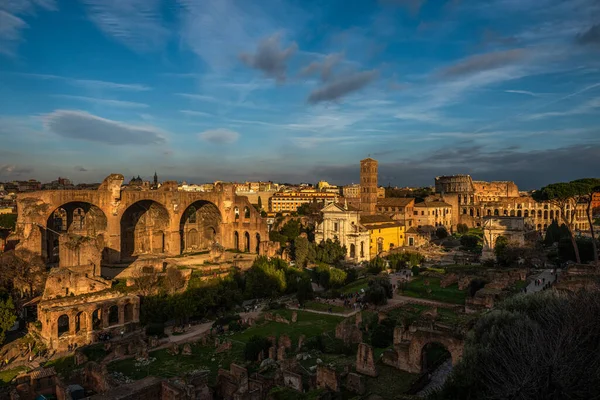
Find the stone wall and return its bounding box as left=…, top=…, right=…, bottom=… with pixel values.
left=356, top=343, right=377, bottom=377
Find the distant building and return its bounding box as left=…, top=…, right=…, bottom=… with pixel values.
left=343, top=184, right=361, bottom=198
left=17, top=179, right=41, bottom=192
left=414, top=201, right=453, bottom=229
left=315, top=202, right=370, bottom=262
left=360, top=214, right=406, bottom=255
left=376, top=198, right=415, bottom=227
left=269, top=191, right=338, bottom=213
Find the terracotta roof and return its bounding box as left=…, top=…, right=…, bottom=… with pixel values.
left=333, top=202, right=360, bottom=211
left=360, top=214, right=394, bottom=224
left=414, top=201, right=451, bottom=208
left=30, top=367, right=56, bottom=380
left=377, top=198, right=414, bottom=207
left=363, top=222, right=403, bottom=230
left=406, top=227, right=419, bottom=234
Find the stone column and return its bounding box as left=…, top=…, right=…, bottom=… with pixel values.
left=118, top=304, right=125, bottom=325
left=102, top=305, right=109, bottom=329
left=133, top=300, right=140, bottom=323
left=69, top=312, right=76, bottom=335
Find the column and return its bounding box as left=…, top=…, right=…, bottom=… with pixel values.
left=118, top=304, right=125, bottom=325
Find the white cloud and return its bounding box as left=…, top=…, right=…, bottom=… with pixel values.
left=9, top=72, right=150, bottom=90
left=79, top=0, right=168, bottom=51
left=53, top=95, right=149, bottom=108
left=505, top=90, right=539, bottom=97
left=43, top=110, right=166, bottom=145
left=0, top=1, right=56, bottom=57
left=179, top=110, right=213, bottom=117
left=198, top=128, right=240, bottom=144
left=526, top=97, right=600, bottom=120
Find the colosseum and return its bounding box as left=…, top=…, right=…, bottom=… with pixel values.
left=434, top=175, right=590, bottom=233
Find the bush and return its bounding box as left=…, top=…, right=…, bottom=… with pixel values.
left=371, top=318, right=395, bottom=348
left=365, top=277, right=392, bottom=306
left=244, top=336, right=272, bottom=361
left=367, top=257, right=386, bottom=274
left=456, top=223, right=469, bottom=235
left=145, top=322, right=165, bottom=337
left=460, top=235, right=479, bottom=249
left=436, top=227, right=448, bottom=239
left=411, top=266, right=420, bottom=277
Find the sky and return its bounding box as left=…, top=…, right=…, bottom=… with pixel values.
left=0, top=0, right=599, bottom=189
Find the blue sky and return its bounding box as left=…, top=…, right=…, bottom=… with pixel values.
left=0, top=0, right=599, bottom=188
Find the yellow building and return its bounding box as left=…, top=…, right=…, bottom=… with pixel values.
left=360, top=215, right=405, bottom=256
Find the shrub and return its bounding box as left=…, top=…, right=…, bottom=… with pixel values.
left=411, top=266, right=420, bottom=277
left=145, top=322, right=165, bottom=337
left=436, top=227, right=449, bottom=239
left=456, top=223, right=469, bottom=235
left=460, top=235, right=479, bottom=249
left=244, top=336, right=272, bottom=361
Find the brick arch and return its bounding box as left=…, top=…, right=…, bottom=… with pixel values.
left=44, top=201, right=108, bottom=263
left=179, top=200, right=222, bottom=253
left=120, top=200, right=170, bottom=260
left=407, top=332, right=464, bottom=373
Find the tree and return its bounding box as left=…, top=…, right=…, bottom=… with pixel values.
left=0, top=214, right=17, bottom=230
left=244, top=336, right=272, bottom=361
left=133, top=267, right=160, bottom=297
left=244, top=257, right=287, bottom=298
left=460, top=235, right=479, bottom=250
left=0, top=249, right=47, bottom=298
left=436, top=227, right=448, bottom=239
left=257, top=196, right=263, bottom=211
left=296, top=278, right=314, bottom=305
left=165, top=267, right=186, bottom=294
left=570, top=178, right=600, bottom=264
left=433, top=291, right=600, bottom=400
left=0, top=296, right=17, bottom=345
left=533, top=183, right=584, bottom=263
left=293, top=236, right=309, bottom=267
left=456, top=223, right=469, bottom=235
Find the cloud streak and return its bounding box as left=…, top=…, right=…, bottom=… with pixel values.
left=0, top=1, right=56, bottom=57
left=53, top=95, right=149, bottom=108
left=43, top=110, right=166, bottom=145
left=437, top=49, right=526, bottom=78
left=198, top=128, right=240, bottom=144
left=307, top=70, right=379, bottom=103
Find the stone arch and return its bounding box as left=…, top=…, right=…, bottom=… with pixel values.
left=350, top=243, right=356, bottom=258
left=45, top=201, right=108, bottom=264
left=124, top=303, right=133, bottom=323
left=57, top=314, right=69, bottom=337
left=494, top=209, right=499, bottom=216
left=244, top=232, right=250, bottom=252
left=180, top=201, right=222, bottom=253
left=108, top=305, right=119, bottom=326
left=75, top=311, right=86, bottom=333
left=255, top=233, right=261, bottom=253
left=120, top=200, right=170, bottom=260
left=421, top=342, right=451, bottom=372
left=234, top=231, right=239, bottom=251
left=407, top=333, right=464, bottom=373
left=92, top=309, right=102, bottom=330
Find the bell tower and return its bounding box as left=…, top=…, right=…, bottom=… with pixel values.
left=360, top=157, right=378, bottom=215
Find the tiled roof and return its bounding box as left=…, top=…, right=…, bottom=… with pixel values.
left=377, top=198, right=414, bottom=207
left=414, top=201, right=451, bottom=208
left=360, top=214, right=394, bottom=224
left=30, top=367, right=56, bottom=380
left=363, top=222, right=403, bottom=230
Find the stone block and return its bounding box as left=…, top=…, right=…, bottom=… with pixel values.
left=182, top=343, right=192, bottom=356
left=277, top=346, right=286, bottom=361
left=279, top=335, right=292, bottom=350
left=291, top=311, right=298, bottom=323
left=316, top=365, right=339, bottom=392
left=346, top=372, right=365, bottom=394
left=356, top=343, right=377, bottom=377
left=282, top=370, right=303, bottom=392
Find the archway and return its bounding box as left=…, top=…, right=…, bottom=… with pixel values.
left=244, top=232, right=250, bottom=252
left=108, top=305, right=119, bottom=326
left=45, top=202, right=108, bottom=264
left=234, top=231, right=239, bottom=251
left=255, top=233, right=261, bottom=253
left=75, top=312, right=86, bottom=333
left=92, top=309, right=102, bottom=330
left=180, top=201, right=222, bottom=253
left=421, top=342, right=451, bottom=372
left=57, top=314, right=69, bottom=337
left=121, top=200, right=169, bottom=260
left=350, top=243, right=356, bottom=258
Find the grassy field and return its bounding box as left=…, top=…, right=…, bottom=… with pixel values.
left=108, top=309, right=343, bottom=384
left=108, top=341, right=244, bottom=385
left=402, top=277, right=467, bottom=305
left=341, top=278, right=369, bottom=294
left=0, top=366, right=27, bottom=387
left=232, top=309, right=343, bottom=344
left=303, top=301, right=347, bottom=314
left=44, top=355, right=78, bottom=379
left=365, top=364, right=420, bottom=399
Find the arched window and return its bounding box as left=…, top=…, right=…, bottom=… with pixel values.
left=234, top=207, right=240, bottom=219
left=524, top=210, right=529, bottom=217
left=244, top=207, right=251, bottom=218
left=469, top=208, right=474, bottom=217
left=494, top=209, right=499, bottom=216
left=538, top=210, right=542, bottom=218
left=58, top=314, right=69, bottom=337
left=550, top=210, right=554, bottom=220
left=510, top=210, right=515, bottom=216
left=487, top=209, right=492, bottom=216
left=244, top=232, right=250, bottom=252
left=517, top=210, right=522, bottom=217
left=108, top=305, right=119, bottom=326
left=544, top=210, right=548, bottom=219
left=75, top=312, right=86, bottom=333
left=92, top=309, right=102, bottom=330
left=234, top=231, right=239, bottom=250
left=350, top=244, right=356, bottom=258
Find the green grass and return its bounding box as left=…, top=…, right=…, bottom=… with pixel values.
left=82, top=343, right=106, bottom=363
left=401, top=277, right=467, bottom=305
left=108, top=342, right=244, bottom=385
left=45, top=355, right=78, bottom=379
left=231, top=309, right=343, bottom=344
left=303, top=301, right=347, bottom=314
left=341, top=278, right=369, bottom=294
left=0, top=366, right=27, bottom=387
left=365, top=364, right=419, bottom=399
